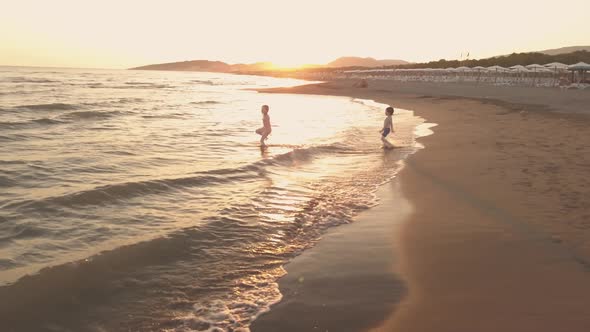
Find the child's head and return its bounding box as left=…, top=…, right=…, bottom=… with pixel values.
left=261, top=105, right=269, bottom=114
left=386, top=106, right=394, bottom=116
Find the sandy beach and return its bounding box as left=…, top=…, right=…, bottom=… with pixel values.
left=253, top=80, right=590, bottom=331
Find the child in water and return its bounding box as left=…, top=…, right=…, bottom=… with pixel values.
left=255, top=105, right=271, bottom=146
left=380, top=106, right=394, bottom=148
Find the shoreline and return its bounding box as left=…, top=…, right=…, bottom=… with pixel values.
left=253, top=79, right=590, bottom=331
left=251, top=181, right=411, bottom=332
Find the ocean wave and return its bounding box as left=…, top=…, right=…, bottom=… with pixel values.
left=0, top=224, right=47, bottom=243
left=190, top=100, right=222, bottom=105
left=0, top=175, right=16, bottom=187
left=0, top=219, right=286, bottom=330
left=59, top=110, right=124, bottom=120
left=110, top=83, right=173, bottom=89
left=0, top=135, right=18, bottom=142
left=271, top=143, right=348, bottom=165
left=5, top=143, right=346, bottom=211
left=141, top=113, right=188, bottom=119
left=16, top=103, right=79, bottom=111
left=0, top=259, right=19, bottom=269
left=112, top=97, right=145, bottom=104
left=190, top=79, right=215, bottom=85
left=0, top=160, right=28, bottom=166
left=1, top=77, right=58, bottom=84
left=6, top=171, right=259, bottom=210
left=0, top=154, right=390, bottom=330
left=124, top=81, right=154, bottom=85
left=0, top=118, right=67, bottom=129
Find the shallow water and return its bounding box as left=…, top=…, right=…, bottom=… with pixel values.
left=0, top=66, right=426, bottom=331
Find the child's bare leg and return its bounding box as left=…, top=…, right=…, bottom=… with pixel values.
left=260, top=132, right=269, bottom=146
left=381, top=136, right=393, bottom=148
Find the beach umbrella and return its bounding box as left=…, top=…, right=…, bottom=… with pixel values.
left=486, top=65, right=509, bottom=83
left=535, top=67, right=552, bottom=73
left=543, top=62, right=568, bottom=70
left=568, top=62, right=590, bottom=83
left=542, top=63, right=568, bottom=87
left=525, top=64, right=550, bottom=86
left=456, top=66, right=471, bottom=71
left=487, top=65, right=508, bottom=72
left=568, top=62, right=590, bottom=71
left=472, top=66, right=488, bottom=71
left=510, top=65, right=530, bottom=72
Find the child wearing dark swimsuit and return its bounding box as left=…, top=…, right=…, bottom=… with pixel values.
left=380, top=106, right=394, bottom=147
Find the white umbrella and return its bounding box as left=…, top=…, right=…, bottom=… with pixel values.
left=456, top=66, right=471, bottom=71
left=487, top=65, right=509, bottom=72
left=534, top=67, right=552, bottom=73
left=543, top=62, right=568, bottom=70
left=568, top=62, right=590, bottom=70
left=567, top=62, right=590, bottom=83
left=526, top=64, right=545, bottom=70
left=510, top=65, right=530, bottom=72
left=472, top=66, right=488, bottom=71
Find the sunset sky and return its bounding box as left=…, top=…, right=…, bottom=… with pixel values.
left=1, top=0, right=589, bottom=69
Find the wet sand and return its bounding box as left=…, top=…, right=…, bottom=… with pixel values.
left=253, top=80, right=590, bottom=331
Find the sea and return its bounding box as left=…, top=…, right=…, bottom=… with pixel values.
left=0, top=66, right=427, bottom=331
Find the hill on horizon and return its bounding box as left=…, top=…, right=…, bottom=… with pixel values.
left=131, top=60, right=234, bottom=72
left=539, top=45, right=590, bottom=56
left=130, top=45, right=590, bottom=73
left=131, top=57, right=410, bottom=73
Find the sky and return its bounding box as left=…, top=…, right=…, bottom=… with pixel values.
left=1, top=0, right=589, bottom=69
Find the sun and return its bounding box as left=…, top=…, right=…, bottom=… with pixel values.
left=264, top=61, right=310, bottom=71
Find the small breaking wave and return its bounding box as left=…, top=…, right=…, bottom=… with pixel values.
left=16, top=103, right=79, bottom=111
left=59, top=110, right=124, bottom=120
left=1, top=77, right=58, bottom=84
left=191, top=79, right=215, bottom=85
left=190, top=100, right=222, bottom=106
left=6, top=171, right=257, bottom=211
left=0, top=118, right=67, bottom=130
left=6, top=143, right=346, bottom=212
left=110, top=83, right=174, bottom=89
left=0, top=224, right=48, bottom=243
left=0, top=175, right=16, bottom=187
left=0, top=259, right=19, bottom=269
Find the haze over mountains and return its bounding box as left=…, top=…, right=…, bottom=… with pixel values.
left=131, top=46, right=590, bottom=73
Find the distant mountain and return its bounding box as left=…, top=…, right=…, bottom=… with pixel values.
left=539, top=46, right=590, bottom=56
left=131, top=60, right=289, bottom=73
left=326, top=57, right=409, bottom=68
left=130, top=57, right=411, bottom=73
left=131, top=60, right=234, bottom=72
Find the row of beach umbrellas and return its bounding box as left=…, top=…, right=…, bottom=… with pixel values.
left=344, top=62, right=590, bottom=73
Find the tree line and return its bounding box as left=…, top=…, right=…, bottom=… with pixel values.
left=393, top=50, right=590, bottom=69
